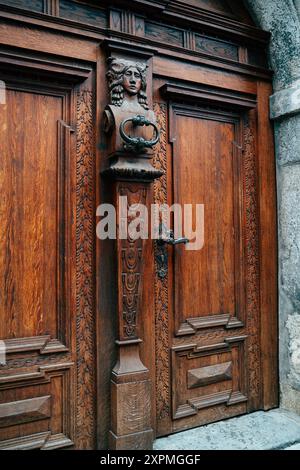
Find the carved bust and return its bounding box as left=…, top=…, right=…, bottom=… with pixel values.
left=106, top=57, right=149, bottom=110
left=104, top=57, right=156, bottom=153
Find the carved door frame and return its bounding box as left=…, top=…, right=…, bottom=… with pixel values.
left=0, top=0, right=278, bottom=451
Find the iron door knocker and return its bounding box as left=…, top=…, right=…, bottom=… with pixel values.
left=120, top=114, right=160, bottom=153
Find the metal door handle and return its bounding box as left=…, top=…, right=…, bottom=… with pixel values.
left=158, top=229, right=189, bottom=246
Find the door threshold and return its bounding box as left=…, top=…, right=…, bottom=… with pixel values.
left=154, top=409, right=300, bottom=450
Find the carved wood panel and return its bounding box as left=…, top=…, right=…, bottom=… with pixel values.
left=171, top=336, right=247, bottom=421
left=153, top=103, right=170, bottom=427
left=116, top=184, right=148, bottom=341
left=75, top=89, right=96, bottom=449
left=0, top=362, right=74, bottom=449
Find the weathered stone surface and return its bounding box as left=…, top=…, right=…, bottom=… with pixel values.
left=154, top=410, right=300, bottom=450
left=275, top=116, right=300, bottom=165
left=278, top=164, right=300, bottom=407
left=286, top=316, right=300, bottom=389
left=281, top=384, right=300, bottom=416
left=245, top=0, right=300, bottom=91
left=270, top=80, right=300, bottom=120
left=244, top=0, right=300, bottom=415
left=279, top=165, right=300, bottom=311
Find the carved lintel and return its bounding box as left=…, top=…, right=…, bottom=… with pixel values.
left=102, top=39, right=157, bottom=62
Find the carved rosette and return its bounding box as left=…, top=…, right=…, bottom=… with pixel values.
left=153, top=103, right=170, bottom=421
left=75, top=90, right=96, bottom=449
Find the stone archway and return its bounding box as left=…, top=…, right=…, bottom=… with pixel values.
left=244, top=0, right=300, bottom=414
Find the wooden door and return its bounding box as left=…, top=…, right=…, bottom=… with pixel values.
left=151, top=83, right=278, bottom=436
left=0, top=58, right=97, bottom=449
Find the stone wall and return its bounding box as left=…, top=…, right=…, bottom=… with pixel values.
left=244, top=0, right=300, bottom=413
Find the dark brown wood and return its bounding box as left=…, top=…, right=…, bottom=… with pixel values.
left=59, top=0, right=106, bottom=27
left=256, top=81, right=278, bottom=409
left=0, top=4, right=273, bottom=80
left=0, top=396, right=51, bottom=427
left=44, top=0, right=60, bottom=16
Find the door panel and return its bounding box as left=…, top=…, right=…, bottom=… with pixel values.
left=174, top=114, right=237, bottom=324
left=0, top=69, right=96, bottom=449
left=154, top=85, right=265, bottom=436
left=0, top=84, right=73, bottom=449
left=0, top=90, right=62, bottom=340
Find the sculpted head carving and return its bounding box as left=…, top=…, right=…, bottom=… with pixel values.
left=106, top=57, right=149, bottom=110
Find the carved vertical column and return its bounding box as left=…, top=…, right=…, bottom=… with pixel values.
left=101, top=41, right=161, bottom=450
left=109, top=181, right=152, bottom=450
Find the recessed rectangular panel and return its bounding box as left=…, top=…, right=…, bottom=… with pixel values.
left=188, top=361, right=232, bottom=389
left=0, top=364, right=73, bottom=446
left=145, top=22, right=183, bottom=47
left=171, top=337, right=247, bottom=421
left=174, top=114, right=237, bottom=321
left=0, top=0, right=43, bottom=12
left=195, top=35, right=238, bottom=61
left=59, top=0, right=107, bottom=27
left=0, top=396, right=51, bottom=427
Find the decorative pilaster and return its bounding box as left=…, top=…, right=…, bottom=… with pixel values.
left=101, top=42, right=162, bottom=450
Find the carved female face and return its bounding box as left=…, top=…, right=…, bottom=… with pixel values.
left=123, top=67, right=142, bottom=96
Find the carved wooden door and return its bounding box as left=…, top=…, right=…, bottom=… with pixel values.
left=151, top=65, right=278, bottom=437
left=0, top=57, right=96, bottom=449
left=0, top=0, right=278, bottom=450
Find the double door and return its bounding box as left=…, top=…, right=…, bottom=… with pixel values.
left=0, top=0, right=278, bottom=449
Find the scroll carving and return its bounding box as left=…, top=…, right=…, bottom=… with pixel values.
left=243, top=114, right=261, bottom=403
left=75, top=90, right=96, bottom=449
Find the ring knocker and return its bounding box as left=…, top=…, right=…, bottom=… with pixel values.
left=119, top=115, right=160, bottom=153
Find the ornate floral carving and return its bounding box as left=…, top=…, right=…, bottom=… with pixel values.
left=119, top=185, right=147, bottom=339
left=243, top=114, right=261, bottom=403
left=0, top=353, right=71, bottom=371
left=75, top=90, right=96, bottom=449
left=153, top=103, right=170, bottom=421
